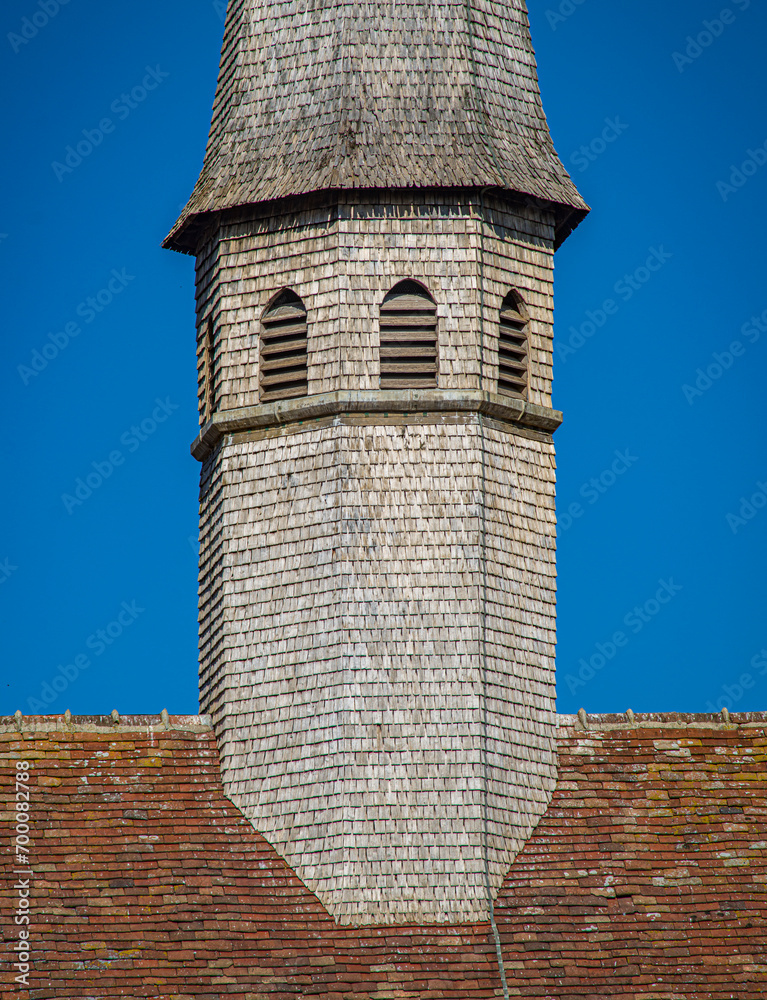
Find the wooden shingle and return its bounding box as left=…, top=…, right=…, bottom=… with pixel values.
left=164, top=0, right=588, bottom=253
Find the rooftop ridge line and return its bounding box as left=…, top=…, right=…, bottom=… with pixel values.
left=3, top=712, right=767, bottom=735
left=558, top=710, right=767, bottom=732
left=1, top=713, right=212, bottom=734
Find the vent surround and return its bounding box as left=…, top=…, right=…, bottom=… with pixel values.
left=379, top=281, right=438, bottom=389
left=260, top=290, right=308, bottom=402
left=498, top=292, right=529, bottom=399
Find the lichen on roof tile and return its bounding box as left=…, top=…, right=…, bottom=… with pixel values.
left=3, top=713, right=767, bottom=996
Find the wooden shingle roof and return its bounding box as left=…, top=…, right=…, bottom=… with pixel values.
left=4, top=712, right=767, bottom=996
left=164, top=0, right=588, bottom=253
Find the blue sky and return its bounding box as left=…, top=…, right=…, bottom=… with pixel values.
left=1, top=0, right=765, bottom=717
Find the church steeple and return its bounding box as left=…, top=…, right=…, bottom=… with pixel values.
left=164, top=0, right=586, bottom=254
left=165, top=0, right=587, bottom=927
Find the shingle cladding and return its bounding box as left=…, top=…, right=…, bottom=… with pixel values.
left=208, top=420, right=558, bottom=925
left=165, top=0, right=588, bottom=927
left=188, top=190, right=563, bottom=926
left=3, top=713, right=767, bottom=996
left=190, top=193, right=557, bottom=420
left=164, top=0, right=588, bottom=253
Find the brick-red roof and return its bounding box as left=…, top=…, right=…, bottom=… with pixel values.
left=3, top=713, right=767, bottom=997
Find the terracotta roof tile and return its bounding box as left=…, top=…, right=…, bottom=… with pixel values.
left=3, top=712, right=767, bottom=996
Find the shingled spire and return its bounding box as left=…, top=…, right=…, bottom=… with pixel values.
left=164, top=0, right=587, bottom=253
left=165, top=0, right=588, bottom=927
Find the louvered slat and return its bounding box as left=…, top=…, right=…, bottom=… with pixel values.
left=498, top=294, right=529, bottom=399
left=260, top=291, right=308, bottom=401
left=380, top=346, right=437, bottom=359
left=379, top=281, right=438, bottom=389
left=377, top=329, right=437, bottom=342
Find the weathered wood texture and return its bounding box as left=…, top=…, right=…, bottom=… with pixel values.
left=164, top=0, right=588, bottom=253
left=191, top=190, right=561, bottom=924
left=198, top=414, right=558, bottom=924
left=191, top=192, right=556, bottom=426
left=174, top=0, right=589, bottom=924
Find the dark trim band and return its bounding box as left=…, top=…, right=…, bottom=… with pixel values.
left=190, top=390, right=563, bottom=461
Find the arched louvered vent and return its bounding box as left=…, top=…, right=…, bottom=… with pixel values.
left=379, top=281, right=438, bottom=389
left=260, top=290, right=308, bottom=402
left=498, top=291, right=529, bottom=399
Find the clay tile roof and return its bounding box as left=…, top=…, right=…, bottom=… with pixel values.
left=163, top=0, right=588, bottom=253
left=3, top=712, right=767, bottom=996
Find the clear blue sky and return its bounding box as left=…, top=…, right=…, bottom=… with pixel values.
left=1, top=0, right=765, bottom=717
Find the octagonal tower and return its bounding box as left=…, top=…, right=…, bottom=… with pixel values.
left=164, top=0, right=587, bottom=926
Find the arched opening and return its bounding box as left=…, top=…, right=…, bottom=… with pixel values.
left=379, top=280, right=438, bottom=389
left=497, top=290, right=528, bottom=399
left=260, top=289, right=308, bottom=401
